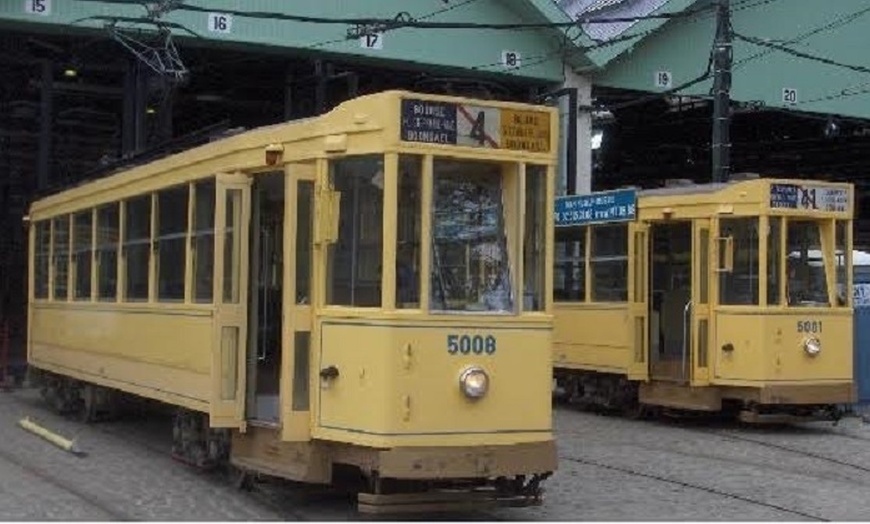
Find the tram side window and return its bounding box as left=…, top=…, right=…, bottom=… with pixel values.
left=396, top=155, right=422, bottom=309
left=524, top=165, right=547, bottom=311
left=192, top=179, right=215, bottom=303
left=767, top=217, right=782, bottom=305
left=719, top=218, right=759, bottom=305
left=326, top=155, right=384, bottom=308
left=124, top=195, right=151, bottom=301
left=156, top=185, right=189, bottom=302
left=96, top=203, right=120, bottom=301
left=73, top=210, right=93, bottom=301
left=590, top=224, right=628, bottom=302
left=33, top=221, right=50, bottom=299
left=786, top=220, right=829, bottom=307
left=53, top=215, right=70, bottom=301
left=223, top=189, right=242, bottom=304
left=554, top=227, right=585, bottom=302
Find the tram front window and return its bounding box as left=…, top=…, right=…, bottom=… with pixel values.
left=786, top=220, right=829, bottom=307
left=430, top=159, right=514, bottom=313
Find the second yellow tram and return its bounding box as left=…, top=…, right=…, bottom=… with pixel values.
left=553, top=176, right=855, bottom=422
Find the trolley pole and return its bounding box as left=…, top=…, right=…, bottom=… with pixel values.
left=711, top=0, right=732, bottom=183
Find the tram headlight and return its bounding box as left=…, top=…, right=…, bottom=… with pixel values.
left=459, top=367, right=489, bottom=399
left=803, top=337, right=822, bottom=357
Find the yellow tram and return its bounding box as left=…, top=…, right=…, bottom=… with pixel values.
left=25, top=90, right=558, bottom=513
left=553, top=176, right=855, bottom=422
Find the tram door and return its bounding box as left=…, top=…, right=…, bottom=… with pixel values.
left=649, top=221, right=694, bottom=383
left=282, top=163, right=315, bottom=441
left=246, top=171, right=285, bottom=425
left=243, top=165, right=315, bottom=438
left=211, top=173, right=252, bottom=428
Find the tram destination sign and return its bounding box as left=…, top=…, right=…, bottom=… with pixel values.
left=400, top=98, right=551, bottom=153
left=554, top=188, right=637, bottom=228
left=770, top=183, right=850, bottom=213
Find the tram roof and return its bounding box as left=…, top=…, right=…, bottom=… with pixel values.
left=637, top=181, right=732, bottom=198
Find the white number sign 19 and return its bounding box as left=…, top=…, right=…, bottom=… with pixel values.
left=655, top=71, right=672, bottom=88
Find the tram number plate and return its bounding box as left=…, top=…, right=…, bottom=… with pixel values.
left=447, top=334, right=497, bottom=355
left=797, top=320, right=822, bottom=334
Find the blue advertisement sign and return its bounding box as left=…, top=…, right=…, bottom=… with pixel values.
left=554, top=189, right=637, bottom=227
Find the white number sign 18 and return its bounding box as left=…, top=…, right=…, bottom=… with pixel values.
left=502, top=51, right=521, bottom=69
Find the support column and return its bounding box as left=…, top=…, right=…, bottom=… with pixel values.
left=122, top=61, right=147, bottom=155
left=37, top=60, right=52, bottom=191
left=711, top=0, right=732, bottom=183
left=283, top=69, right=294, bottom=121
left=314, top=60, right=327, bottom=115
left=562, top=67, right=592, bottom=195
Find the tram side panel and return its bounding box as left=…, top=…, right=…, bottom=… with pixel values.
left=552, top=306, right=632, bottom=374
left=28, top=305, right=213, bottom=411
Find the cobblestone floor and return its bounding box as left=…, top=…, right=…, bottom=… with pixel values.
left=4, top=388, right=870, bottom=521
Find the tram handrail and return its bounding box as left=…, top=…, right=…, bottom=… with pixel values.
left=683, top=300, right=693, bottom=382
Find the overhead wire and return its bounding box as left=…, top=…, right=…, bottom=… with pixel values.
left=70, top=0, right=716, bottom=31
left=726, top=5, right=870, bottom=113
left=304, top=0, right=483, bottom=50
left=67, top=0, right=718, bottom=82
left=733, top=32, right=870, bottom=76
left=592, top=0, right=796, bottom=112
left=791, top=81, right=870, bottom=108
left=471, top=0, right=721, bottom=76
left=732, top=4, right=870, bottom=71
left=468, top=26, right=683, bottom=73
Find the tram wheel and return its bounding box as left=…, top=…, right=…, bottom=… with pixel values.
left=233, top=467, right=255, bottom=491
left=622, top=403, right=648, bottom=420
left=79, top=385, right=98, bottom=423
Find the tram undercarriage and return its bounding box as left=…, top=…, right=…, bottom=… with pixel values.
left=31, top=368, right=553, bottom=514
left=553, top=369, right=848, bottom=424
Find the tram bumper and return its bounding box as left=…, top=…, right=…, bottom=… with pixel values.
left=753, top=381, right=856, bottom=405
left=373, top=439, right=557, bottom=480
left=356, top=440, right=556, bottom=514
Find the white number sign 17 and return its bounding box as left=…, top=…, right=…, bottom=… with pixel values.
left=360, top=32, right=384, bottom=50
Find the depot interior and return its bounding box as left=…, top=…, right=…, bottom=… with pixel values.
left=2, top=29, right=869, bottom=363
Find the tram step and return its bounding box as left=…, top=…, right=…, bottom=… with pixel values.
left=357, top=490, right=541, bottom=514
left=737, top=411, right=820, bottom=425
left=639, top=381, right=722, bottom=411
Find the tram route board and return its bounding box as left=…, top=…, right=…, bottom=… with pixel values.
left=770, top=183, right=850, bottom=213
left=400, top=98, right=551, bottom=153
